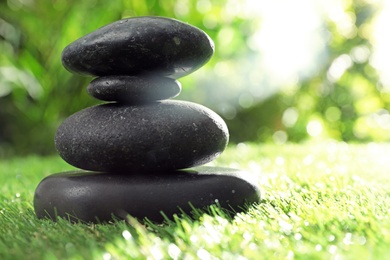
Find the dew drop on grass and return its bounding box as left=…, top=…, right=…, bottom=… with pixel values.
left=242, top=231, right=253, bottom=241
left=279, top=220, right=293, bottom=235
left=287, top=250, right=294, bottom=259
left=294, top=233, right=302, bottom=240
left=103, top=252, right=112, bottom=260
left=249, top=242, right=257, bottom=250
left=122, top=230, right=132, bottom=240
left=276, top=156, right=285, bottom=166
left=343, top=233, right=353, bottom=245
left=357, top=236, right=367, bottom=245
left=264, top=239, right=281, bottom=249
left=168, top=243, right=181, bottom=259
left=150, top=245, right=164, bottom=260
left=248, top=160, right=261, bottom=173
left=328, top=245, right=337, bottom=254
left=303, top=155, right=314, bottom=165
left=352, top=175, right=361, bottom=182
left=315, top=244, right=322, bottom=251
left=197, top=248, right=211, bottom=260
left=190, top=234, right=198, bottom=243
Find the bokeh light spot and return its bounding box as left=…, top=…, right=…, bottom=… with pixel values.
left=307, top=120, right=323, bottom=137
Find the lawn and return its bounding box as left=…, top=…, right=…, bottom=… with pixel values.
left=1, top=142, right=390, bottom=259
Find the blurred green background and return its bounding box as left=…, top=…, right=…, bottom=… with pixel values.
left=1, top=0, right=389, bottom=156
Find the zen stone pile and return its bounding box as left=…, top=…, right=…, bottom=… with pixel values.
left=34, top=16, right=260, bottom=223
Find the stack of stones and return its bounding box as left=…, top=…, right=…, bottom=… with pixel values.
left=34, top=16, right=260, bottom=223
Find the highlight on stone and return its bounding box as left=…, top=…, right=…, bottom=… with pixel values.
left=34, top=16, right=260, bottom=223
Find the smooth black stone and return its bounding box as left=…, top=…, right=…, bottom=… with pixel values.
left=87, top=75, right=181, bottom=103
left=55, top=100, right=228, bottom=172
left=34, top=167, right=260, bottom=223
left=62, top=16, right=214, bottom=78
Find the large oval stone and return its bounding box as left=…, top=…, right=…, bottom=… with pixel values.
left=62, top=16, right=214, bottom=78
left=34, top=167, right=260, bottom=223
left=55, top=100, right=228, bottom=172
left=87, top=75, right=181, bottom=103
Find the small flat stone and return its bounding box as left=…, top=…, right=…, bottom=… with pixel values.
left=62, top=16, right=214, bottom=78
left=34, top=167, right=260, bottom=223
left=55, top=100, right=228, bottom=172
left=87, top=75, right=181, bottom=103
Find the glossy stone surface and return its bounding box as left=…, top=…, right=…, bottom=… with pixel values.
left=62, top=16, right=214, bottom=78
left=55, top=100, right=228, bottom=172
left=87, top=75, right=181, bottom=103
left=34, top=167, right=260, bottom=223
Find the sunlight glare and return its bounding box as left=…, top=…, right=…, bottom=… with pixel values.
left=251, top=0, right=324, bottom=84
left=371, top=1, right=390, bottom=89
left=190, top=0, right=327, bottom=110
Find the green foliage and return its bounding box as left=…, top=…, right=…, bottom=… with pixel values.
left=1, top=143, right=390, bottom=259
left=0, top=0, right=389, bottom=155
left=280, top=2, right=383, bottom=143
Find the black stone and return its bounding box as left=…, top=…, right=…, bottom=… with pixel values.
left=62, top=16, right=214, bottom=78
left=55, top=100, right=228, bottom=172
left=87, top=75, right=181, bottom=103
left=34, top=167, right=260, bottom=223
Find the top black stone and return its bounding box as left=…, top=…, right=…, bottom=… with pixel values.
left=62, top=16, right=215, bottom=78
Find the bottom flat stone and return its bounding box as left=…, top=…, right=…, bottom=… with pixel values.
left=34, top=166, right=260, bottom=223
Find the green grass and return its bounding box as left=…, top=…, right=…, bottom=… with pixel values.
left=1, top=142, right=390, bottom=259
